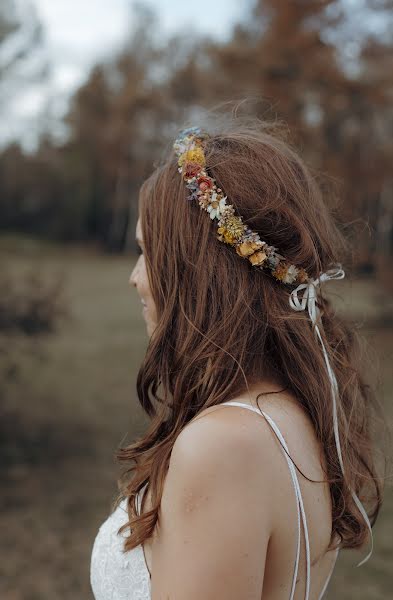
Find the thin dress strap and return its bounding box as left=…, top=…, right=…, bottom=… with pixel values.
left=219, top=400, right=311, bottom=600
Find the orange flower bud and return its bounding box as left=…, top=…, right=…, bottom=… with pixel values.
left=249, top=251, right=267, bottom=266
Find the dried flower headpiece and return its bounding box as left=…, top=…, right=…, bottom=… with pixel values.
left=173, top=126, right=309, bottom=286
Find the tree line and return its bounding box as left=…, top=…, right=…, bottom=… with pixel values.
left=0, top=0, right=392, bottom=271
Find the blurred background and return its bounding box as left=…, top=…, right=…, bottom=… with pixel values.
left=0, top=0, right=392, bottom=598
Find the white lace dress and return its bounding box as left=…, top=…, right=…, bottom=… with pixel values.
left=90, top=486, right=151, bottom=600
left=90, top=401, right=338, bottom=600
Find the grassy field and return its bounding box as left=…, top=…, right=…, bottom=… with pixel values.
left=1, top=237, right=392, bottom=599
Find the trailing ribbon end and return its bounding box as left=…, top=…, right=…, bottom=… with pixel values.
left=289, top=263, right=374, bottom=567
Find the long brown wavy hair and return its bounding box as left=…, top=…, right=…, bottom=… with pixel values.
left=116, top=112, right=383, bottom=554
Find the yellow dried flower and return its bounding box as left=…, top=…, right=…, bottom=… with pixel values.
left=217, top=226, right=236, bottom=245
left=178, top=147, right=206, bottom=168
left=224, top=215, right=245, bottom=240
left=236, top=241, right=263, bottom=257
left=249, top=251, right=267, bottom=266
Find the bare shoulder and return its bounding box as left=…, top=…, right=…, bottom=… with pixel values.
left=169, top=401, right=280, bottom=485
left=159, top=400, right=288, bottom=528
left=169, top=390, right=326, bottom=489
left=152, top=405, right=275, bottom=598
left=150, top=394, right=332, bottom=599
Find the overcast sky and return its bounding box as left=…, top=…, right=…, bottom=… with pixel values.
left=2, top=0, right=387, bottom=151
left=2, top=0, right=248, bottom=150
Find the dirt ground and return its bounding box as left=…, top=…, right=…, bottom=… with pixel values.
left=1, top=239, right=392, bottom=599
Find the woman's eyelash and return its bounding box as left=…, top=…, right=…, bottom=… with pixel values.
left=137, top=246, right=143, bottom=255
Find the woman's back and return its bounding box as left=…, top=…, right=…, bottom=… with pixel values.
left=140, top=388, right=339, bottom=599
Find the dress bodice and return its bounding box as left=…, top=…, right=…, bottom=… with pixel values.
left=90, top=490, right=151, bottom=600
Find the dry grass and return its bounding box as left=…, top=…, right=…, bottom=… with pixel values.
left=0, top=237, right=392, bottom=599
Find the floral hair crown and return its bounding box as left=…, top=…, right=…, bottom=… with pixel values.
left=173, top=126, right=309, bottom=286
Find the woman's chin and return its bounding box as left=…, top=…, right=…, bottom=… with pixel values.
left=145, top=316, right=155, bottom=338
left=141, top=305, right=157, bottom=337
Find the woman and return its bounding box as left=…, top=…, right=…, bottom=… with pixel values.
left=91, top=118, right=382, bottom=599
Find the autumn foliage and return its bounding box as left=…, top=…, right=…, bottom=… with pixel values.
left=0, top=1, right=392, bottom=272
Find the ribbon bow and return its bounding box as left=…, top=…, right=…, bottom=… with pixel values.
left=289, top=263, right=373, bottom=566
left=289, top=264, right=345, bottom=321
